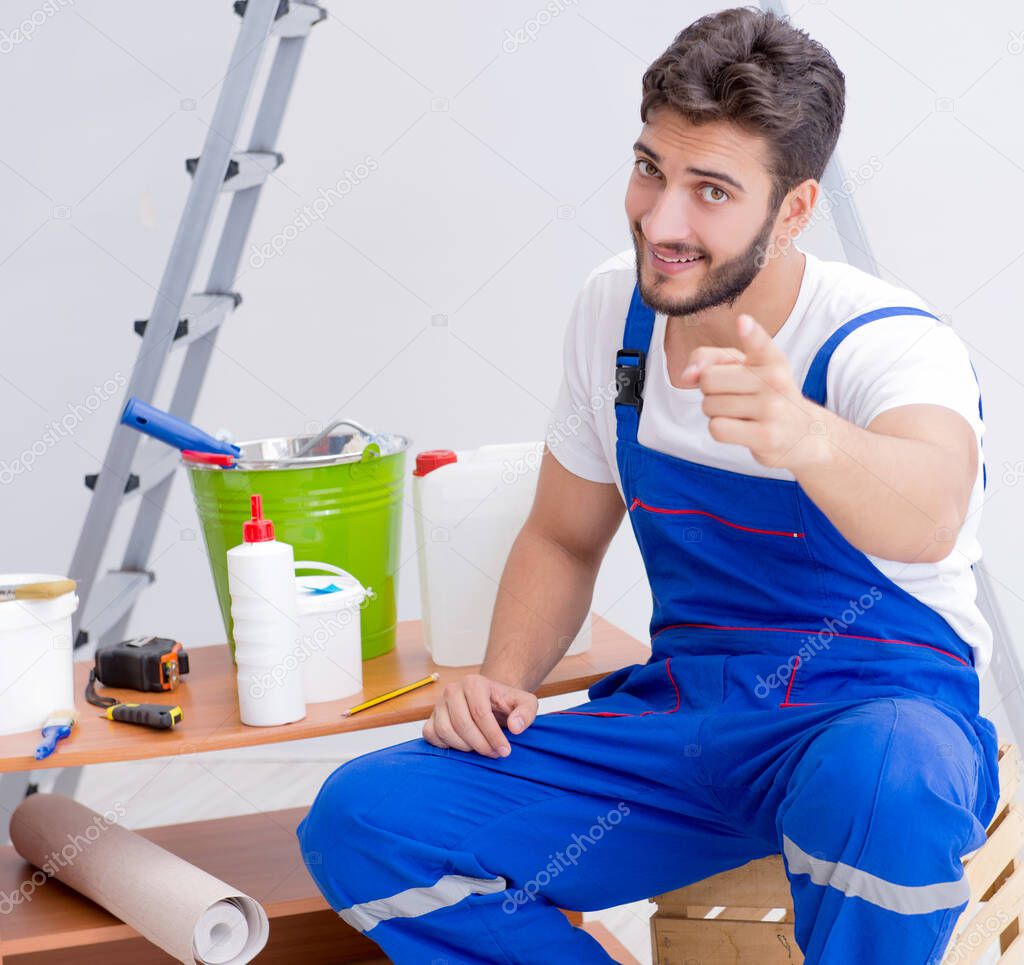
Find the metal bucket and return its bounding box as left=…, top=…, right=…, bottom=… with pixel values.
left=184, top=423, right=408, bottom=662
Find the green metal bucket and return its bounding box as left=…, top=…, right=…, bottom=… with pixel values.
left=184, top=425, right=408, bottom=662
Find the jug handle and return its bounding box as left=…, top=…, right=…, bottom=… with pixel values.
left=294, top=561, right=375, bottom=599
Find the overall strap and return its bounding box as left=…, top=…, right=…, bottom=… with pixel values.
left=801, top=306, right=987, bottom=489
left=800, top=306, right=938, bottom=406
left=614, top=282, right=656, bottom=445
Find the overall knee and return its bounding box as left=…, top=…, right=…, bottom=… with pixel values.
left=299, top=745, right=412, bottom=871
left=782, top=699, right=982, bottom=861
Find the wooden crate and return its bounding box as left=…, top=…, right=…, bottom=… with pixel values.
left=651, top=744, right=1024, bottom=965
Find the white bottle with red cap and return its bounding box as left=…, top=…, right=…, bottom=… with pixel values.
left=227, top=494, right=306, bottom=726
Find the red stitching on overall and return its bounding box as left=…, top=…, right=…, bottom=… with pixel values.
left=650, top=622, right=969, bottom=666
left=551, top=658, right=682, bottom=718
left=630, top=497, right=805, bottom=538
left=778, top=655, right=819, bottom=708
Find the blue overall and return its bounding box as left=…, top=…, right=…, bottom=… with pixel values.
left=296, top=285, right=1000, bottom=964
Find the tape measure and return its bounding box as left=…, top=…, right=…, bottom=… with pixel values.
left=94, top=635, right=189, bottom=692
left=85, top=635, right=188, bottom=730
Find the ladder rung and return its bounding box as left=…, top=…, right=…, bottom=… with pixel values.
left=133, top=317, right=188, bottom=340
left=84, top=436, right=191, bottom=502
left=84, top=472, right=139, bottom=494
left=75, top=570, right=153, bottom=648
left=233, top=0, right=326, bottom=33
left=233, top=0, right=289, bottom=21
left=185, top=151, right=283, bottom=192
left=127, top=440, right=180, bottom=498
left=134, top=292, right=240, bottom=347
left=271, top=1, right=325, bottom=37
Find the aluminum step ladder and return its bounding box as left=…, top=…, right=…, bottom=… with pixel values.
left=0, top=0, right=326, bottom=850
left=67, top=0, right=325, bottom=655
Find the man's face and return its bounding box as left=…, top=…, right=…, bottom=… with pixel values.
left=625, top=108, right=782, bottom=318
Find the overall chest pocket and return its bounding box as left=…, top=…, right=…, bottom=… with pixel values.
left=628, top=496, right=828, bottom=627
left=778, top=640, right=974, bottom=709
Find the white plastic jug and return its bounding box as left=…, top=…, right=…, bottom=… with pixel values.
left=412, top=442, right=592, bottom=667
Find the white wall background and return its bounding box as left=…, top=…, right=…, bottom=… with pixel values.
left=2, top=3, right=1024, bottom=950
left=4, top=0, right=1021, bottom=655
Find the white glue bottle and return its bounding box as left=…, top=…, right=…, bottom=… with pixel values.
left=227, top=494, right=306, bottom=726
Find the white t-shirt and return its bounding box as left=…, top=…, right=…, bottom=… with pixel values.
left=547, top=245, right=992, bottom=675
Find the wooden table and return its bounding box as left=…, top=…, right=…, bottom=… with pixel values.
left=0, top=616, right=649, bottom=963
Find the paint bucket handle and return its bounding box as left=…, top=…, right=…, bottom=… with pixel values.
left=293, top=419, right=374, bottom=459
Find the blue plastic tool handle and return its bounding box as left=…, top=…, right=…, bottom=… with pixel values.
left=35, top=723, right=72, bottom=760
left=120, top=397, right=241, bottom=457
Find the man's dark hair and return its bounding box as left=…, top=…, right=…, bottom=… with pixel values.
left=641, top=7, right=846, bottom=211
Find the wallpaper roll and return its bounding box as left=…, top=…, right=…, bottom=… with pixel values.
left=10, top=793, right=269, bottom=964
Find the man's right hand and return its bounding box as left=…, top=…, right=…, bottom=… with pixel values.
left=422, top=674, right=539, bottom=758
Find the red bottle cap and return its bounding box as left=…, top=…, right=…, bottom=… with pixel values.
left=413, top=449, right=457, bottom=477
left=242, top=494, right=275, bottom=542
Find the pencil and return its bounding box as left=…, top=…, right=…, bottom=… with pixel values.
left=342, top=672, right=440, bottom=718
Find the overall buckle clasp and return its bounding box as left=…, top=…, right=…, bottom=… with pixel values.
left=615, top=348, right=646, bottom=411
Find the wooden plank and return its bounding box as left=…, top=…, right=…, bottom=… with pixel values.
left=0, top=937, right=177, bottom=964
left=653, top=856, right=791, bottom=916
left=237, top=910, right=387, bottom=965
left=997, top=932, right=1024, bottom=965
left=965, top=804, right=1024, bottom=900
left=0, top=911, right=389, bottom=964
left=1003, top=914, right=1022, bottom=957
left=994, top=744, right=1022, bottom=826
left=947, top=864, right=1024, bottom=965
left=653, top=917, right=802, bottom=964
left=657, top=904, right=790, bottom=922
left=0, top=616, right=648, bottom=773
left=711, top=907, right=788, bottom=922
